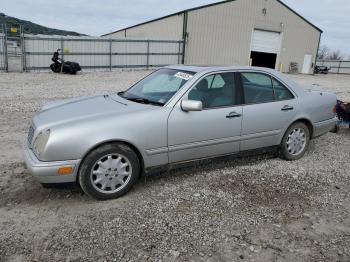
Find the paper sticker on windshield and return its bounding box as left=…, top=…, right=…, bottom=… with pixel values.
left=174, top=72, right=193, bottom=81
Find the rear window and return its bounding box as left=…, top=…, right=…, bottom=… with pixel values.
left=272, top=78, right=295, bottom=101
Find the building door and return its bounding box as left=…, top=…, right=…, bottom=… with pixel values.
left=302, top=54, right=313, bottom=74
left=250, top=30, right=281, bottom=69
left=250, top=51, right=277, bottom=69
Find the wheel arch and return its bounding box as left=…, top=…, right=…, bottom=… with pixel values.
left=76, top=139, right=145, bottom=183
left=286, top=118, right=314, bottom=139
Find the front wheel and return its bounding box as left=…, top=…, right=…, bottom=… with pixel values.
left=279, top=122, right=310, bottom=161
left=78, top=143, right=140, bottom=200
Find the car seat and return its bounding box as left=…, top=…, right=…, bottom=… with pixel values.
left=209, top=84, right=233, bottom=107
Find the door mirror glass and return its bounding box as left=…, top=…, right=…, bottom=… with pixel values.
left=181, top=100, right=203, bottom=112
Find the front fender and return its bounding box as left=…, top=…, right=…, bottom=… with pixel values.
left=42, top=108, right=171, bottom=168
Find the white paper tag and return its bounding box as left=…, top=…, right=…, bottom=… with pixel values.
left=174, top=72, right=193, bottom=81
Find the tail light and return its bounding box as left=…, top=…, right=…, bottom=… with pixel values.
left=332, top=105, right=337, bottom=114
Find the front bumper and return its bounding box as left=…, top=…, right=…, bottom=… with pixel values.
left=23, top=143, right=81, bottom=184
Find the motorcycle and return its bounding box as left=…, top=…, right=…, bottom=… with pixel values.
left=50, top=49, right=81, bottom=74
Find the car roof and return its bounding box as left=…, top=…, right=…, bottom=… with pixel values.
left=165, top=64, right=280, bottom=74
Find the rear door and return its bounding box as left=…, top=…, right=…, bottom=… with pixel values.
left=239, top=71, right=297, bottom=151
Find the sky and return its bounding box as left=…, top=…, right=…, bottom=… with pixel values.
left=1, top=0, right=350, bottom=57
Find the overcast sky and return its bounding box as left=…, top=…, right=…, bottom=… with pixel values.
left=2, top=0, right=350, bottom=56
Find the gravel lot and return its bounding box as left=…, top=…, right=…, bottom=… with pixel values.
left=0, top=71, right=349, bottom=261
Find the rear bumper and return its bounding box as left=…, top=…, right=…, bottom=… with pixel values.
left=313, top=117, right=337, bottom=138
left=23, top=143, right=80, bottom=184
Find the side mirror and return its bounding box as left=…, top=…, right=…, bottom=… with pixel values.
left=181, top=100, right=203, bottom=112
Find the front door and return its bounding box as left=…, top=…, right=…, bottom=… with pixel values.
left=167, top=72, right=243, bottom=163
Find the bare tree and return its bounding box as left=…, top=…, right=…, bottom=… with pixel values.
left=317, top=45, right=329, bottom=60
left=327, top=50, right=344, bottom=60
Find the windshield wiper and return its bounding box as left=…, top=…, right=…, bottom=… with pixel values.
left=118, top=92, right=164, bottom=106
left=128, top=97, right=164, bottom=106
left=121, top=96, right=164, bottom=107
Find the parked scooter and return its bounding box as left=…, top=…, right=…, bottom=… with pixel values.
left=50, top=49, right=81, bottom=74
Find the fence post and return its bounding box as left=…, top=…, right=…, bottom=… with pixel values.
left=61, top=38, right=64, bottom=60
left=3, top=24, right=8, bottom=72
left=0, top=25, right=2, bottom=71
left=338, top=61, right=342, bottom=74
left=177, top=41, right=181, bottom=64
left=146, top=40, right=150, bottom=69
left=109, top=39, right=112, bottom=71
left=21, top=28, right=26, bottom=72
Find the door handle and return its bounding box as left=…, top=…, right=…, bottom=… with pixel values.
left=281, top=105, right=294, bottom=111
left=226, top=112, right=242, bottom=118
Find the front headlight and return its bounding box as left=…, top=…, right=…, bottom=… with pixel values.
left=33, top=129, right=50, bottom=157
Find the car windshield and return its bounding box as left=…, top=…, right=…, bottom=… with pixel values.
left=119, top=68, right=195, bottom=106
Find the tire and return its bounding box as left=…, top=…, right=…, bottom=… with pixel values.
left=330, top=125, right=340, bottom=133
left=69, top=65, right=77, bottom=75
left=50, top=64, right=60, bottom=73
left=279, top=122, right=310, bottom=161
left=78, top=143, right=140, bottom=200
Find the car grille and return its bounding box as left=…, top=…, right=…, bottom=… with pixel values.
left=27, top=126, right=35, bottom=146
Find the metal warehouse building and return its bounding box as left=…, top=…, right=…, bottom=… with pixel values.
left=103, top=0, right=322, bottom=74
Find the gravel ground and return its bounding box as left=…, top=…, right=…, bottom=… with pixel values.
left=0, top=71, right=349, bottom=262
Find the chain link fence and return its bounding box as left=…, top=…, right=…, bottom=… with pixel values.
left=0, top=25, right=6, bottom=71
left=0, top=26, right=184, bottom=72
left=24, top=35, right=184, bottom=71
left=316, top=60, right=350, bottom=74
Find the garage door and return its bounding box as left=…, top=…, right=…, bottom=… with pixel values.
left=251, top=30, right=281, bottom=54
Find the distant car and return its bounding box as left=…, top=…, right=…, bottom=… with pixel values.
left=23, top=66, right=337, bottom=199
left=314, top=65, right=329, bottom=74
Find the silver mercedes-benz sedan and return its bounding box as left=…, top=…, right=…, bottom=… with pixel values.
left=23, top=66, right=337, bottom=199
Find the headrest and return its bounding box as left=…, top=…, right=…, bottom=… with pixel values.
left=196, top=78, right=209, bottom=91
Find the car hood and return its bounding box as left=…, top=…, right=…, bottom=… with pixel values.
left=33, top=94, right=149, bottom=129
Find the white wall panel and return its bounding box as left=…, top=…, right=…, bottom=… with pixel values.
left=149, top=55, right=179, bottom=66
left=107, top=14, right=184, bottom=40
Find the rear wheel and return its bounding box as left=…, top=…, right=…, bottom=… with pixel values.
left=79, top=143, right=140, bottom=200
left=279, top=122, right=310, bottom=160
left=331, top=125, right=340, bottom=133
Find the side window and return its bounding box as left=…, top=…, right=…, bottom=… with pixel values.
left=241, top=72, right=274, bottom=104
left=188, top=72, right=236, bottom=109
left=272, top=78, right=295, bottom=101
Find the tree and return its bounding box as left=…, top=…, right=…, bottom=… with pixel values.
left=327, top=50, right=344, bottom=61
left=317, top=45, right=329, bottom=60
